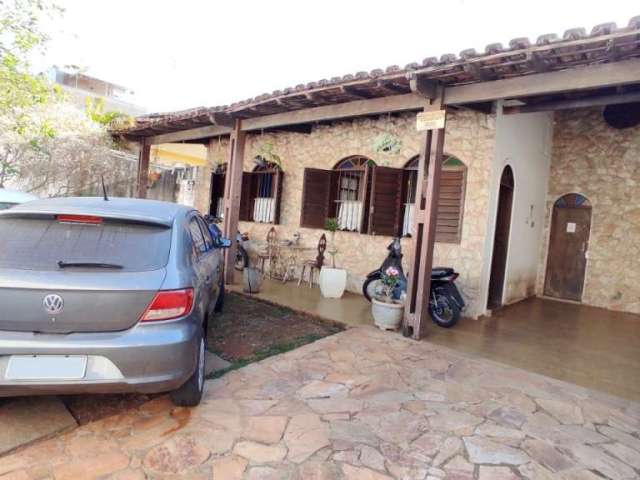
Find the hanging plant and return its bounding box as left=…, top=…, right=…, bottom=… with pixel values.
left=373, top=133, right=401, bottom=155
left=254, top=142, right=282, bottom=168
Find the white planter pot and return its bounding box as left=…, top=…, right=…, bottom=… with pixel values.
left=371, top=298, right=404, bottom=331
left=319, top=267, right=347, bottom=298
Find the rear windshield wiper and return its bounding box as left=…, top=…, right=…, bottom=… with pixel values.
left=57, top=261, right=124, bottom=269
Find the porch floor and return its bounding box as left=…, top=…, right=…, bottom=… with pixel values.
left=229, top=278, right=640, bottom=402
left=425, top=297, right=640, bottom=403
left=228, top=275, right=373, bottom=327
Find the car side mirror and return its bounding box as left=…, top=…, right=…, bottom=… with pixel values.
left=217, top=238, right=232, bottom=249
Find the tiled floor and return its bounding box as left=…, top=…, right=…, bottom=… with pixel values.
left=425, top=298, right=640, bottom=403
left=230, top=278, right=640, bottom=403
left=2, top=327, right=638, bottom=479
left=228, top=276, right=373, bottom=327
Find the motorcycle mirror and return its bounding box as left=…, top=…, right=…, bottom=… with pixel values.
left=217, top=238, right=232, bottom=249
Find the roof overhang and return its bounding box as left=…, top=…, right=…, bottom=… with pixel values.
left=110, top=16, right=640, bottom=143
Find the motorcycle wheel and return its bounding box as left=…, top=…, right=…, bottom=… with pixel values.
left=429, top=294, right=460, bottom=328
left=362, top=273, right=382, bottom=302
left=235, top=247, right=249, bottom=272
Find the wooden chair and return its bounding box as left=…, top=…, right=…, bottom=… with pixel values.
left=298, top=234, right=327, bottom=287
left=257, top=227, right=279, bottom=278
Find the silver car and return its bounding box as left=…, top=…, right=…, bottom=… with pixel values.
left=0, top=197, right=228, bottom=406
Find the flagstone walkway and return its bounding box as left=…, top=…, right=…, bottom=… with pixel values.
left=1, top=327, right=639, bottom=480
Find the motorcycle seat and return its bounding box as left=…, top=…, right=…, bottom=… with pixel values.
left=432, top=267, right=454, bottom=278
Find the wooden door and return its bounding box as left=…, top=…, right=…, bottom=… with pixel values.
left=487, top=166, right=514, bottom=310
left=544, top=194, right=592, bottom=301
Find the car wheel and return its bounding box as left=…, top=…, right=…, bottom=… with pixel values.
left=170, top=333, right=205, bottom=407
left=214, top=278, right=225, bottom=313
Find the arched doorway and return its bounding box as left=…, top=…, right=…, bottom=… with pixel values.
left=544, top=193, right=592, bottom=301
left=487, top=166, right=514, bottom=310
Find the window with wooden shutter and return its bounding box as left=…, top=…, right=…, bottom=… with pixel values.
left=237, top=162, right=284, bottom=224
left=300, top=168, right=333, bottom=229
left=333, top=156, right=374, bottom=233
left=368, top=166, right=404, bottom=236
left=402, top=155, right=467, bottom=243
left=209, top=164, right=227, bottom=218
left=239, top=172, right=255, bottom=222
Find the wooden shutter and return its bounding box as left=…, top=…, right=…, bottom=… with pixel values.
left=239, top=172, right=256, bottom=222
left=209, top=173, right=225, bottom=216
left=273, top=170, right=284, bottom=225
left=300, top=168, right=332, bottom=229
left=435, top=168, right=466, bottom=243
left=368, top=166, right=404, bottom=236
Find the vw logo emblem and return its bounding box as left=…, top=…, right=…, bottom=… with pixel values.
left=43, top=294, right=64, bottom=315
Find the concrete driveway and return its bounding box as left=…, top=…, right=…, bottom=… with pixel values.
left=1, top=327, right=638, bottom=480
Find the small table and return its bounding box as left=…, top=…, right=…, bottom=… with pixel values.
left=253, top=240, right=314, bottom=282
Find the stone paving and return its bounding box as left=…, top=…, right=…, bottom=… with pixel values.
left=1, top=327, right=639, bottom=479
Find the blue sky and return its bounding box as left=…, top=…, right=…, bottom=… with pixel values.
left=39, top=0, right=639, bottom=112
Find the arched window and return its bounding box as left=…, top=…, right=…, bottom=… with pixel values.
left=402, top=155, right=467, bottom=243
left=333, top=156, right=374, bottom=231
left=251, top=161, right=281, bottom=223
left=300, top=155, right=374, bottom=232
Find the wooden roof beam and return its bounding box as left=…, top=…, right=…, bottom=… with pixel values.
left=409, top=75, right=438, bottom=99
left=340, top=85, right=375, bottom=99
left=445, top=58, right=640, bottom=104
left=503, top=90, right=640, bottom=114
left=462, top=62, right=498, bottom=81
left=241, top=93, right=424, bottom=131
left=376, top=80, right=407, bottom=95
left=145, top=124, right=233, bottom=145
left=526, top=51, right=550, bottom=73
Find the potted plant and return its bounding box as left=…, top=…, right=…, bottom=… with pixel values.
left=318, top=218, right=347, bottom=298
left=371, top=266, right=404, bottom=330
left=373, top=133, right=401, bottom=155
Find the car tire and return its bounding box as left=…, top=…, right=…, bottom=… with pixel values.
left=214, top=278, right=225, bottom=313
left=170, top=332, right=205, bottom=407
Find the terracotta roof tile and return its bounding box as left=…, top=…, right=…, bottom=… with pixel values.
left=111, top=15, right=640, bottom=137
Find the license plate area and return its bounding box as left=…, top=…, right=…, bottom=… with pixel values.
left=6, top=355, right=88, bottom=381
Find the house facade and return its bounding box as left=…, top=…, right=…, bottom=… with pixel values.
left=186, top=101, right=640, bottom=318
left=113, top=15, right=640, bottom=330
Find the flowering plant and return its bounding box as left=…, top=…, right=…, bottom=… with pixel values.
left=378, top=266, right=401, bottom=303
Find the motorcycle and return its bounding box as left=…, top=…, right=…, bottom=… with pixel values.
left=204, top=215, right=250, bottom=271
left=362, top=238, right=465, bottom=328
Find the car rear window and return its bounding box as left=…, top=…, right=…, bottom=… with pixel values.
left=0, top=217, right=172, bottom=272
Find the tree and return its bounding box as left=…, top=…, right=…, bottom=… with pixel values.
left=0, top=100, right=139, bottom=196
left=0, top=0, right=137, bottom=195
left=0, top=0, right=62, bottom=187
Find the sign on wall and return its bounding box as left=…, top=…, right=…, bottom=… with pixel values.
left=416, top=110, right=446, bottom=131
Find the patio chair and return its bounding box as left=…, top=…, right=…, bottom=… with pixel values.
left=298, top=234, right=327, bottom=287
left=257, top=227, right=279, bottom=279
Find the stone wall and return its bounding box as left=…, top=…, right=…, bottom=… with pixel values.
left=195, top=110, right=496, bottom=317
left=536, top=109, right=640, bottom=314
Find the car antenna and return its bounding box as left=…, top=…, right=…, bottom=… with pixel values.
left=101, top=175, right=109, bottom=201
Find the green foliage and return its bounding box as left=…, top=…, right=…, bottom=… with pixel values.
left=0, top=0, right=62, bottom=137
left=373, top=132, right=401, bottom=155
left=206, top=334, right=324, bottom=380
left=84, top=97, right=130, bottom=127
left=254, top=141, right=282, bottom=167
left=324, top=217, right=339, bottom=233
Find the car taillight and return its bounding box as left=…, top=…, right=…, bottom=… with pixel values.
left=56, top=214, right=103, bottom=224
left=140, top=289, right=194, bottom=322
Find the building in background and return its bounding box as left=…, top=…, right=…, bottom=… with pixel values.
left=48, top=66, right=146, bottom=117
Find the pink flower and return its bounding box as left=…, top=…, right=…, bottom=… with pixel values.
left=385, top=266, right=399, bottom=277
